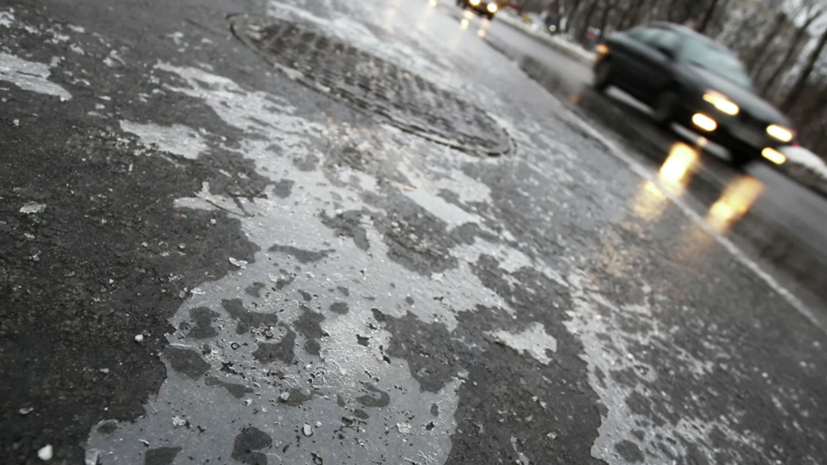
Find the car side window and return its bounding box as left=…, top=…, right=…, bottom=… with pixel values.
left=629, top=27, right=657, bottom=43
left=650, top=29, right=679, bottom=53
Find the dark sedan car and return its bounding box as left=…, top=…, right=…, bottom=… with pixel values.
left=457, top=0, right=499, bottom=19
left=593, top=22, right=795, bottom=167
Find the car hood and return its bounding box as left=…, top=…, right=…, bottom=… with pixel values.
left=688, top=65, right=790, bottom=125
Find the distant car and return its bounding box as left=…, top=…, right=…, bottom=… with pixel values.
left=594, top=22, right=795, bottom=168
left=457, top=0, right=499, bottom=19
left=779, top=145, right=827, bottom=188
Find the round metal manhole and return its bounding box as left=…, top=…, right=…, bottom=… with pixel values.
left=230, top=15, right=511, bottom=155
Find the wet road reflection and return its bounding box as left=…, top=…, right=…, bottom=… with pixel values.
left=659, top=142, right=699, bottom=195
left=631, top=142, right=699, bottom=222
left=383, top=0, right=404, bottom=32
left=631, top=142, right=764, bottom=235
left=706, top=176, right=764, bottom=234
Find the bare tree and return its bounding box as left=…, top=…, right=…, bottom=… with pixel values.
left=744, top=11, right=788, bottom=71
left=760, top=4, right=824, bottom=95
left=697, top=0, right=722, bottom=33
left=597, top=0, right=620, bottom=40
left=782, top=25, right=827, bottom=112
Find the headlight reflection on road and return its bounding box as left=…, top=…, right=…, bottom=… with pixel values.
left=631, top=180, right=669, bottom=222
left=460, top=18, right=469, bottom=29
left=630, top=142, right=699, bottom=222
left=705, top=176, right=764, bottom=234
left=477, top=27, right=486, bottom=37
left=414, top=0, right=437, bottom=31
left=659, top=142, right=698, bottom=189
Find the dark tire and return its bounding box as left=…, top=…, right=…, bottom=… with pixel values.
left=729, top=150, right=752, bottom=170
left=652, top=90, right=678, bottom=129
left=593, top=59, right=611, bottom=92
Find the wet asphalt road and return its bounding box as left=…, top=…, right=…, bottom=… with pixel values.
left=2, top=0, right=827, bottom=464
left=479, top=11, right=827, bottom=327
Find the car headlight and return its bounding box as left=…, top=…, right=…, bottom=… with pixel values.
left=766, top=124, right=794, bottom=143
left=487, top=2, right=497, bottom=12
left=761, top=147, right=787, bottom=164
left=469, top=0, right=480, bottom=5
left=703, top=91, right=739, bottom=116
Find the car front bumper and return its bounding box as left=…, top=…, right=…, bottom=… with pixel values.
left=679, top=100, right=788, bottom=164
left=463, top=2, right=496, bottom=15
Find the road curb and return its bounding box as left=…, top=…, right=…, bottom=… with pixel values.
left=496, top=14, right=596, bottom=66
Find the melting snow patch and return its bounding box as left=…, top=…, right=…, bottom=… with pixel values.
left=120, top=121, right=207, bottom=160
left=0, top=10, right=14, bottom=28
left=490, top=323, right=557, bottom=364
left=19, top=202, right=46, bottom=214
left=0, top=53, right=71, bottom=100
left=37, top=444, right=53, bottom=461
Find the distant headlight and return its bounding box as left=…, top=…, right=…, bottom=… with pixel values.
left=766, top=124, right=794, bottom=143
left=487, top=2, right=497, bottom=12
left=703, top=91, right=740, bottom=116
left=469, top=0, right=480, bottom=5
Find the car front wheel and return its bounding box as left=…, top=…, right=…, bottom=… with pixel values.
left=729, top=150, right=753, bottom=170
left=652, top=90, right=678, bottom=128
left=593, top=60, right=612, bottom=91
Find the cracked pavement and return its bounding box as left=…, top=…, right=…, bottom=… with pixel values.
left=2, top=0, right=827, bottom=464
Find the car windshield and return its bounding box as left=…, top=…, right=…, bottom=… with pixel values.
left=681, top=38, right=753, bottom=90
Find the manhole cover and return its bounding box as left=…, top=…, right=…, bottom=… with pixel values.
left=230, top=15, right=511, bottom=155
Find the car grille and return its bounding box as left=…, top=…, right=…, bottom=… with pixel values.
left=739, top=112, right=768, bottom=133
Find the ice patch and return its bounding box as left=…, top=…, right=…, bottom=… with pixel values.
left=402, top=187, right=483, bottom=229
left=0, top=52, right=71, bottom=100
left=266, top=1, right=462, bottom=92
left=167, top=31, right=185, bottom=47
left=0, top=10, right=14, bottom=28
left=490, top=322, right=557, bottom=364
left=120, top=121, right=207, bottom=160
left=565, top=271, right=763, bottom=464
left=20, top=202, right=46, bottom=214
left=452, top=239, right=568, bottom=287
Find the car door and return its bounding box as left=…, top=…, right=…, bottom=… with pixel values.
left=634, top=28, right=680, bottom=102
left=609, top=26, right=657, bottom=96
left=616, top=27, right=677, bottom=102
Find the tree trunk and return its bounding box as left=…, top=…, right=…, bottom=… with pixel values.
left=618, top=0, right=643, bottom=30
left=667, top=0, right=682, bottom=23
left=697, top=0, right=720, bottom=34
left=597, top=1, right=616, bottom=41
left=782, top=26, right=827, bottom=113
left=564, top=0, right=583, bottom=33
left=745, top=12, right=786, bottom=71
left=759, top=13, right=821, bottom=95
left=578, top=0, right=599, bottom=44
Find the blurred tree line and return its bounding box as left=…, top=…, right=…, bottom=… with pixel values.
left=517, top=0, right=827, bottom=156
